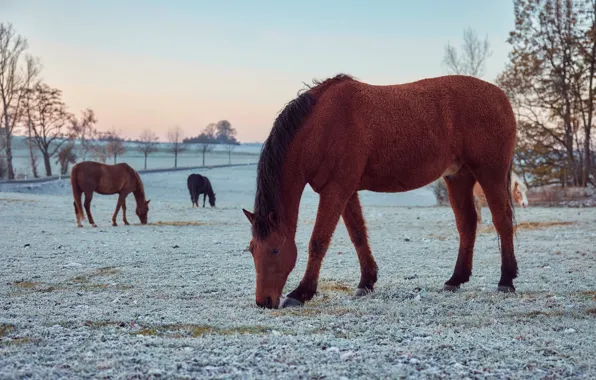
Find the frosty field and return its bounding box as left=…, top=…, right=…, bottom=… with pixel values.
left=1, top=165, right=595, bottom=379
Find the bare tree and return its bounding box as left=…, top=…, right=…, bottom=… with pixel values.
left=0, top=22, right=41, bottom=179
left=167, top=125, right=186, bottom=168
left=224, top=143, right=236, bottom=165
left=21, top=83, right=72, bottom=176
left=0, top=130, right=7, bottom=178
left=196, top=123, right=216, bottom=166
left=56, top=142, right=77, bottom=175
left=70, top=108, right=97, bottom=161
left=104, top=129, right=126, bottom=164
left=24, top=108, right=39, bottom=178
left=442, top=27, right=492, bottom=78
left=137, top=129, right=159, bottom=170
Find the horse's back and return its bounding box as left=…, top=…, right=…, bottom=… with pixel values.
left=303, top=75, right=517, bottom=192
left=72, top=161, right=137, bottom=194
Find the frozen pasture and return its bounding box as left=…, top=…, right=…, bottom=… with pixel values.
left=1, top=165, right=595, bottom=379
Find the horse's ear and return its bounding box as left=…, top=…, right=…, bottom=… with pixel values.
left=146, top=199, right=151, bottom=205
left=242, top=209, right=255, bottom=224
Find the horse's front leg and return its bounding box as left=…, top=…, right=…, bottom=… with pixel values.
left=203, top=193, right=206, bottom=208
left=121, top=196, right=130, bottom=225
left=282, top=186, right=351, bottom=307
left=112, top=194, right=125, bottom=226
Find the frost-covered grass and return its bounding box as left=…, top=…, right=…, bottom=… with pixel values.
left=1, top=166, right=595, bottom=379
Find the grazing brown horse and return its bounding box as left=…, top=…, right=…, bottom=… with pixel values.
left=242, top=74, right=518, bottom=309
left=70, top=161, right=151, bottom=227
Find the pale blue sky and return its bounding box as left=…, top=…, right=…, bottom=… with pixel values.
left=1, top=0, right=514, bottom=142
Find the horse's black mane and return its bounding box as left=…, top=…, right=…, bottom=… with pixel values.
left=252, top=74, right=355, bottom=240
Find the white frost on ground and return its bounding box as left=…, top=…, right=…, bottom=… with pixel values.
left=1, top=166, right=595, bottom=379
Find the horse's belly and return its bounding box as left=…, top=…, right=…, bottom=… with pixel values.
left=360, top=156, right=455, bottom=193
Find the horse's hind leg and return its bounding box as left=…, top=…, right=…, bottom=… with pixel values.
left=474, top=170, right=518, bottom=292
left=443, top=169, right=479, bottom=291
left=73, top=190, right=84, bottom=228
left=203, top=193, right=206, bottom=208
left=83, top=191, right=97, bottom=227
left=342, top=193, right=378, bottom=296
left=73, top=202, right=83, bottom=228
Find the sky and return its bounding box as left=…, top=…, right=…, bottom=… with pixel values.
left=1, top=0, right=515, bottom=143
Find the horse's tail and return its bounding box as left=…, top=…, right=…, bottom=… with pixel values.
left=70, top=164, right=85, bottom=220
left=507, top=157, right=517, bottom=235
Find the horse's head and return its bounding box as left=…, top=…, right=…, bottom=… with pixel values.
left=136, top=199, right=151, bottom=224
left=513, top=181, right=528, bottom=208
left=242, top=208, right=297, bottom=309
left=209, top=193, right=216, bottom=207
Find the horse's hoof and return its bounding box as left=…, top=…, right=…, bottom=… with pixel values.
left=77, top=225, right=83, bottom=228
left=112, top=223, right=117, bottom=227
left=443, top=284, right=460, bottom=292
left=281, top=297, right=304, bottom=308
left=92, top=224, right=97, bottom=228
left=353, top=288, right=372, bottom=297
left=124, top=222, right=130, bottom=226
left=497, top=285, right=515, bottom=293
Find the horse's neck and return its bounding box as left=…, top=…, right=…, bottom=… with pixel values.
left=278, top=164, right=306, bottom=239
left=133, top=180, right=146, bottom=204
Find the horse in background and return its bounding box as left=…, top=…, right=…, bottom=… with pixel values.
left=241, top=73, right=519, bottom=309
left=70, top=161, right=151, bottom=227
left=473, top=172, right=528, bottom=223
left=187, top=173, right=216, bottom=208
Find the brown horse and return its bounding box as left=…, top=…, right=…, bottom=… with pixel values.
left=70, top=161, right=151, bottom=227
left=242, top=74, right=518, bottom=309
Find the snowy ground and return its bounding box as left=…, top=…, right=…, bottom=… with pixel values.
left=1, top=165, right=595, bottom=379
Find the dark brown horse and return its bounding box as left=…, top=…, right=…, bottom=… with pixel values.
left=187, top=173, right=216, bottom=208
left=242, top=74, right=518, bottom=309
left=70, top=161, right=150, bottom=227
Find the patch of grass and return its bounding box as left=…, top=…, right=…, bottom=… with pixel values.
left=71, top=275, right=89, bottom=284
left=271, top=306, right=358, bottom=318
left=94, top=267, right=120, bottom=276
left=520, top=310, right=567, bottom=318
left=11, top=280, right=40, bottom=289
left=126, top=324, right=273, bottom=338
left=0, top=198, right=38, bottom=203
left=478, top=221, right=575, bottom=234
left=581, top=291, right=596, bottom=300
left=0, top=324, right=14, bottom=337
left=166, top=324, right=272, bottom=337
left=149, top=220, right=209, bottom=227
left=0, top=337, right=37, bottom=346
left=426, top=234, right=448, bottom=241
left=511, top=308, right=596, bottom=319
left=318, top=281, right=352, bottom=294
left=69, top=266, right=120, bottom=284
left=81, top=320, right=274, bottom=338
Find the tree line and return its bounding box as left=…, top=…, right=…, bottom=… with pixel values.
left=1, top=22, right=241, bottom=179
